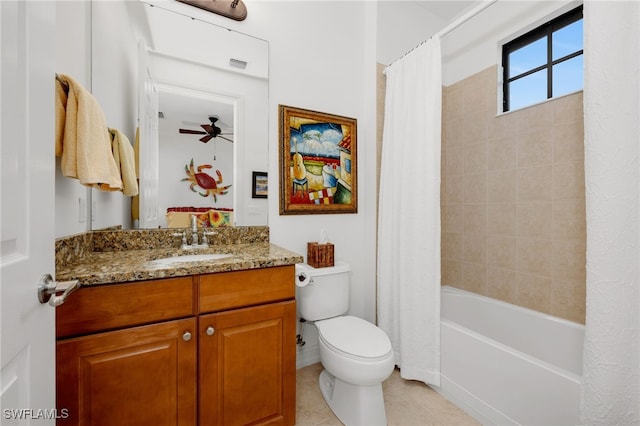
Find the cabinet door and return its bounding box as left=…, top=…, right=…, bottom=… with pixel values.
left=199, top=300, right=296, bottom=426
left=57, top=318, right=197, bottom=426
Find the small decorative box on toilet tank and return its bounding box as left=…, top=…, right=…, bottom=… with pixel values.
left=307, top=242, right=334, bottom=268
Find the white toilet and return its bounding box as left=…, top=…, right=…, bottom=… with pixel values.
left=295, top=262, right=395, bottom=426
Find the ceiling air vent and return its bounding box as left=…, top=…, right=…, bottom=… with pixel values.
left=229, top=58, right=248, bottom=70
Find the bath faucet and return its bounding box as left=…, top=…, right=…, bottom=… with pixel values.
left=170, top=215, right=215, bottom=249
left=191, top=215, right=199, bottom=245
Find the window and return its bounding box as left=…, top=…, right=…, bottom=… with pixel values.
left=502, top=5, right=583, bottom=112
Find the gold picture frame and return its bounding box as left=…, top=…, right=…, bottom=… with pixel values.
left=279, top=105, right=357, bottom=215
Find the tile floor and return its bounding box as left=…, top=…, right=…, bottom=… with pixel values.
left=296, top=363, right=481, bottom=426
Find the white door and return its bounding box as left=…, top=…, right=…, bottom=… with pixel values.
left=1, top=1, right=57, bottom=424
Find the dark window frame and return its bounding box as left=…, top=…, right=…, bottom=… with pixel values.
left=502, top=5, right=583, bottom=112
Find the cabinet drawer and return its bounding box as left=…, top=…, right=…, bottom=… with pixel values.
left=198, top=266, right=294, bottom=313
left=56, top=276, right=195, bottom=338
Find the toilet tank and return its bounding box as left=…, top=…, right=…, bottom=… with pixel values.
left=295, top=261, right=351, bottom=321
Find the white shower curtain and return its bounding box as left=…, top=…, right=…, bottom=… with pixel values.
left=377, top=37, right=442, bottom=386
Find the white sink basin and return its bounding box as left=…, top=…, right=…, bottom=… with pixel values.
left=148, top=253, right=232, bottom=267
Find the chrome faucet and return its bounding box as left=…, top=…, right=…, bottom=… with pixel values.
left=170, top=215, right=216, bottom=250
left=191, top=215, right=199, bottom=246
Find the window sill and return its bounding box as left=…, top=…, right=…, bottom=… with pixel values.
left=496, top=89, right=583, bottom=117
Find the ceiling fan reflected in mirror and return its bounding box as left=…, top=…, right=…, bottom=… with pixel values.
left=179, top=116, right=234, bottom=143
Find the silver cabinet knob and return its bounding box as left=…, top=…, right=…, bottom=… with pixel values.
left=183, top=331, right=192, bottom=342
left=206, top=326, right=215, bottom=336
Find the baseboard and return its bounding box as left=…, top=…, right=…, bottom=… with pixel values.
left=296, top=344, right=320, bottom=369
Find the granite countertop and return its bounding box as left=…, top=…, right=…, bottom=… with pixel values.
left=56, top=243, right=304, bottom=286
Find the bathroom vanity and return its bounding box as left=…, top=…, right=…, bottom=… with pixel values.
left=54, top=228, right=302, bottom=426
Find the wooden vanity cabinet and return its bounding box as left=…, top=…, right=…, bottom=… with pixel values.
left=197, top=267, right=296, bottom=426
left=56, top=266, right=296, bottom=426
left=56, top=277, right=197, bottom=425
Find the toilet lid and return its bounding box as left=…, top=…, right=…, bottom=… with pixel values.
left=317, top=316, right=392, bottom=359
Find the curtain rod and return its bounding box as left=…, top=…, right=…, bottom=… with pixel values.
left=436, top=0, right=497, bottom=39
left=387, top=0, right=497, bottom=69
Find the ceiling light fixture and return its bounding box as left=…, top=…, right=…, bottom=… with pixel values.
left=176, top=0, right=247, bottom=21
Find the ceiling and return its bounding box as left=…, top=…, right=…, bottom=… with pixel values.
left=158, top=88, right=234, bottom=137
left=155, top=1, right=480, bottom=131
left=411, top=1, right=479, bottom=22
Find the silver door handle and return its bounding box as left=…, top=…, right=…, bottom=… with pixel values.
left=37, top=274, right=80, bottom=307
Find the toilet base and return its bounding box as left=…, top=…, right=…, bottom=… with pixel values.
left=318, top=369, right=388, bottom=426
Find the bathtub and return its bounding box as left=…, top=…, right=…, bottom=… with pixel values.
left=436, top=286, right=585, bottom=426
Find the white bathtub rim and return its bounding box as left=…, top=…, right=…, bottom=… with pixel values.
left=441, top=286, right=583, bottom=383
left=441, top=319, right=582, bottom=385
left=441, top=285, right=585, bottom=330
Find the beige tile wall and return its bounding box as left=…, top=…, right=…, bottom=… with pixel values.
left=441, top=65, right=586, bottom=323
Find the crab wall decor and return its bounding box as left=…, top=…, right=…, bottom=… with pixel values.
left=182, top=159, right=232, bottom=202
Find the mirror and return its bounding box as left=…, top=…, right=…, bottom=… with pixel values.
left=92, top=0, right=269, bottom=229
left=156, top=84, right=236, bottom=228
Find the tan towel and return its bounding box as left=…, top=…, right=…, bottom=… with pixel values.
left=55, top=78, right=67, bottom=157
left=109, top=128, right=139, bottom=197
left=55, top=73, right=122, bottom=191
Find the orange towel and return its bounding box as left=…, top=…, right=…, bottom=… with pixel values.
left=55, top=73, right=122, bottom=191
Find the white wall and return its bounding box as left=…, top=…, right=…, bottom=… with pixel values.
left=55, top=1, right=92, bottom=237
left=91, top=1, right=141, bottom=231
left=55, top=1, right=140, bottom=236
left=441, top=0, right=577, bottom=86
left=275, top=1, right=377, bottom=367
left=262, top=1, right=379, bottom=329
left=581, top=1, right=640, bottom=424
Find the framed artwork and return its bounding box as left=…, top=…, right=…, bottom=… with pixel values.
left=279, top=105, right=357, bottom=215
left=252, top=171, right=268, bottom=198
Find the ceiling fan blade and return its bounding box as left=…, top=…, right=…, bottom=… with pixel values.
left=219, top=135, right=234, bottom=143
left=201, top=124, right=214, bottom=133
left=179, top=129, right=207, bottom=135
left=199, top=134, right=213, bottom=143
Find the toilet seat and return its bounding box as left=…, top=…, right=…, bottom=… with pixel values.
left=316, top=316, right=392, bottom=361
